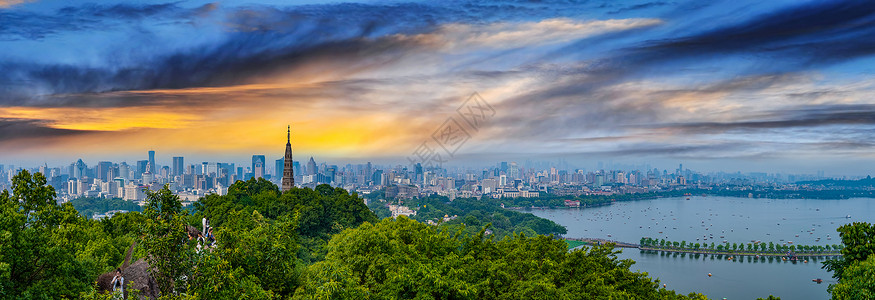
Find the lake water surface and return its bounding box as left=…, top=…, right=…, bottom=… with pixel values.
left=530, top=196, right=875, bottom=299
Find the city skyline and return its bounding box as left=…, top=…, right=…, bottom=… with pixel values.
left=2, top=1, right=875, bottom=175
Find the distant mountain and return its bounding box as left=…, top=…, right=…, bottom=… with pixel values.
left=797, top=176, right=875, bottom=187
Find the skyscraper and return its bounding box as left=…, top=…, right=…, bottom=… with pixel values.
left=148, top=150, right=156, bottom=173
left=172, top=157, right=184, bottom=177
left=136, top=160, right=148, bottom=179
left=282, top=126, right=295, bottom=191
left=96, top=161, right=113, bottom=181
left=275, top=158, right=284, bottom=180
left=307, top=157, right=317, bottom=176
left=251, top=155, right=266, bottom=179
left=74, top=159, right=86, bottom=179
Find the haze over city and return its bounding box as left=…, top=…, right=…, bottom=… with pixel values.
left=2, top=0, right=875, bottom=175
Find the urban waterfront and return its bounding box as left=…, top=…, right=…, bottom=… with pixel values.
left=532, top=196, right=875, bottom=299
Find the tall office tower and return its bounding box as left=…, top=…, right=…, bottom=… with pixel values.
left=119, top=162, right=130, bottom=180
left=143, top=162, right=153, bottom=184
left=73, top=159, right=86, bottom=179
left=172, top=157, right=184, bottom=177
left=508, top=162, right=520, bottom=180
left=148, top=150, right=156, bottom=173
left=275, top=158, right=284, bottom=180
left=307, top=157, right=317, bottom=176
left=251, top=155, right=266, bottom=179
left=186, top=164, right=195, bottom=175
left=96, top=161, right=113, bottom=181
left=205, top=162, right=218, bottom=176
left=136, top=160, right=148, bottom=179
left=218, top=163, right=235, bottom=179
left=281, top=126, right=295, bottom=191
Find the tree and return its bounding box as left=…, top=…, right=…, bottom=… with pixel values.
left=297, top=216, right=706, bottom=299
left=829, top=256, right=875, bottom=300
left=209, top=211, right=301, bottom=297
left=824, top=222, right=875, bottom=282
left=140, top=185, right=193, bottom=296
left=0, top=170, right=119, bottom=298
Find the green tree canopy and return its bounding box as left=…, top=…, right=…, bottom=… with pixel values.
left=295, top=216, right=706, bottom=300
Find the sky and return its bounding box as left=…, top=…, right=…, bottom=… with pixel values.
left=1, top=0, right=875, bottom=175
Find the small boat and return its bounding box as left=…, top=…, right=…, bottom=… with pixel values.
left=813, top=278, right=823, bottom=284
left=847, top=215, right=852, bottom=218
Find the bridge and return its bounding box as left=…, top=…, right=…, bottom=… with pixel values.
left=564, top=237, right=639, bottom=248
left=564, top=237, right=842, bottom=257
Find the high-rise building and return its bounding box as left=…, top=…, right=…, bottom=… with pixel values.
left=218, top=163, right=235, bottom=178
left=148, top=150, right=156, bottom=173
left=172, top=157, right=184, bottom=177
left=282, top=126, right=295, bottom=191
left=73, top=159, right=86, bottom=179
left=96, top=161, right=113, bottom=182
left=275, top=158, right=284, bottom=180
left=143, top=161, right=153, bottom=184
left=251, top=155, right=266, bottom=179
left=307, top=157, right=317, bottom=176
left=508, top=162, right=520, bottom=180
left=136, top=160, right=148, bottom=179
left=119, top=162, right=130, bottom=180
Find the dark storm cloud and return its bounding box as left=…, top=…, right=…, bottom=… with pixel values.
left=607, top=1, right=670, bottom=15
left=0, top=2, right=200, bottom=40
left=630, top=0, right=875, bottom=67
left=0, top=0, right=610, bottom=107
left=0, top=118, right=93, bottom=142
left=650, top=104, right=875, bottom=134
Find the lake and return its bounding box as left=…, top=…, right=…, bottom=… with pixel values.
left=530, top=196, right=875, bottom=299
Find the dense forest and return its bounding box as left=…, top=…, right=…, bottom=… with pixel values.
left=383, top=195, right=567, bottom=238
left=1, top=170, right=872, bottom=299
left=70, top=197, right=143, bottom=219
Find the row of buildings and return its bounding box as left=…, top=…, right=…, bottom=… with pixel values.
left=0, top=147, right=846, bottom=205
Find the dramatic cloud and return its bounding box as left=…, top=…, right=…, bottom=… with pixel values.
left=0, top=118, right=95, bottom=143
left=2, top=0, right=875, bottom=173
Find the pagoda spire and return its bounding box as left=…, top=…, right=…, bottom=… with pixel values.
left=282, top=125, right=295, bottom=192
